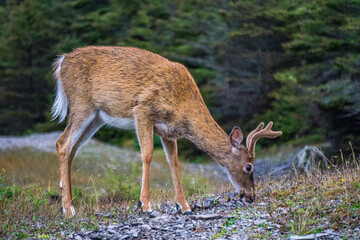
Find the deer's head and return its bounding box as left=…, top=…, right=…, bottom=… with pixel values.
left=225, top=122, right=282, bottom=202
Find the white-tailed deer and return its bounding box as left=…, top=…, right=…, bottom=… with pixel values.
left=52, top=46, right=282, bottom=216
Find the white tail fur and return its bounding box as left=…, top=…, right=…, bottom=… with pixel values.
left=51, top=55, right=67, bottom=122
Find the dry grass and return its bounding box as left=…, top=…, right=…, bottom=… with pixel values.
left=252, top=157, right=360, bottom=237
left=0, top=147, right=227, bottom=239
left=0, top=146, right=359, bottom=239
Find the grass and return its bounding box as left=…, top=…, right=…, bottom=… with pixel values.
left=259, top=164, right=360, bottom=235
left=0, top=144, right=359, bottom=239
left=227, top=161, right=358, bottom=238
left=0, top=146, right=228, bottom=239
left=209, top=151, right=359, bottom=239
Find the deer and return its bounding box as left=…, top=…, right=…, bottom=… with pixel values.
left=51, top=46, right=282, bottom=217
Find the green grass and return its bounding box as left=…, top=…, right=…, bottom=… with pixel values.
left=253, top=163, right=359, bottom=237
left=210, top=154, right=359, bottom=239
left=1, top=144, right=359, bottom=239
left=0, top=146, right=228, bottom=239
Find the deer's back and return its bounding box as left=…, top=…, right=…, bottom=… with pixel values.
left=60, top=46, right=204, bottom=124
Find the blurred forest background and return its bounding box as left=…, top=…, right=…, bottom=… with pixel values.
left=0, top=0, right=359, bottom=158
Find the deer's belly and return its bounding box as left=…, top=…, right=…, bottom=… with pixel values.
left=154, top=121, right=185, bottom=140
left=99, top=110, right=135, bottom=129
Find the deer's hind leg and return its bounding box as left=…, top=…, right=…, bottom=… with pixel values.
left=160, top=137, right=192, bottom=214
left=56, top=110, right=103, bottom=216
left=134, top=108, right=155, bottom=212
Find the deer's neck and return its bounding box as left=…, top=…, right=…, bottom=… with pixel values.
left=186, top=112, right=231, bottom=166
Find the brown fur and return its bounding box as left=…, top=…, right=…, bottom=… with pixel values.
left=54, top=46, right=281, bottom=216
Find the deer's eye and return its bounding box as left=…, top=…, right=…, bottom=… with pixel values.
left=244, top=164, right=253, bottom=173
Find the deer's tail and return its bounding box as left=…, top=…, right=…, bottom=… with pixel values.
left=51, top=55, right=68, bottom=123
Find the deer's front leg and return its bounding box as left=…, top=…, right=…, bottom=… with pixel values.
left=135, top=115, right=154, bottom=212
left=161, top=137, right=192, bottom=214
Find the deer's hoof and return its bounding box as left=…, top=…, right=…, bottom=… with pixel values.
left=61, top=205, right=76, bottom=217
left=176, top=202, right=192, bottom=214
left=142, top=210, right=152, bottom=216
left=183, top=210, right=193, bottom=215
left=139, top=200, right=152, bottom=212
left=175, top=203, right=181, bottom=212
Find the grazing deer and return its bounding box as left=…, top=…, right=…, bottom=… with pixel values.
left=52, top=46, right=282, bottom=216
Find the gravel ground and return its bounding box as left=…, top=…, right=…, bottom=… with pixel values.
left=63, top=192, right=351, bottom=240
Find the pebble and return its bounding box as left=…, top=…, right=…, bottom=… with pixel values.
left=254, top=219, right=267, bottom=225
left=78, top=218, right=90, bottom=223
left=149, top=211, right=161, bottom=218
left=95, top=212, right=115, bottom=218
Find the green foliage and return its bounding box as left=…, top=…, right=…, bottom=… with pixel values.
left=0, top=177, right=50, bottom=211
left=0, top=0, right=66, bottom=134
left=100, top=164, right=142, bottom=201
left=1, top=0, right=360, bottom=154
left=132, top=134, right=163, bottom=150
left=0, top=175, right=21, bottom=202
left=96, top=127, right=136, bottom=147
left=257, top=0, right=360, bottom=151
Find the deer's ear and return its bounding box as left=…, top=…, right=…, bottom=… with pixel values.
left=229, top=126, right=243, bottom=149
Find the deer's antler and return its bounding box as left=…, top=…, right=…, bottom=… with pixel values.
left=246, top=122, right=282, bottom=159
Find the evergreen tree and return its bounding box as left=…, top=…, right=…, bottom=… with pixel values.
left=260, top=0, right=360, bottom=151
left=1, top=0, right=359, bottom=154
left=0, top=0, right=65, bottom=134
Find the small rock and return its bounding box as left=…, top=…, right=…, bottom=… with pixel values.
left=107, top=229, right=118, bottom=234
left=116, top=235, right=130, bottom=240
left=254, top=219, right=267, bottom=225
left=88, top=232, right=101, bottom=240
left=278, top=207, right=288, bottom=214
left=149, top=211, right=161, bottom=218
left=173, top=224, right=184, bottom=229
left=132, top=231, right=139, bottom=238
left=95, top=212, right=115, bottom=218
left=185, top=224, right=194, bottom=229
left=151, top=215, right=171, bottom=222
left=78, top=218, right=90, bottom=222
left=77, top=228, right=86, bottom=236
left=194, top=200, right=212, bottom=209
left=130, top=221, right=143, bottom=226
left=203, top=200, right=212, bottom=208
left=289, top=233, right=329, bottom=240
left=141, top=224, right=152, bottom=231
